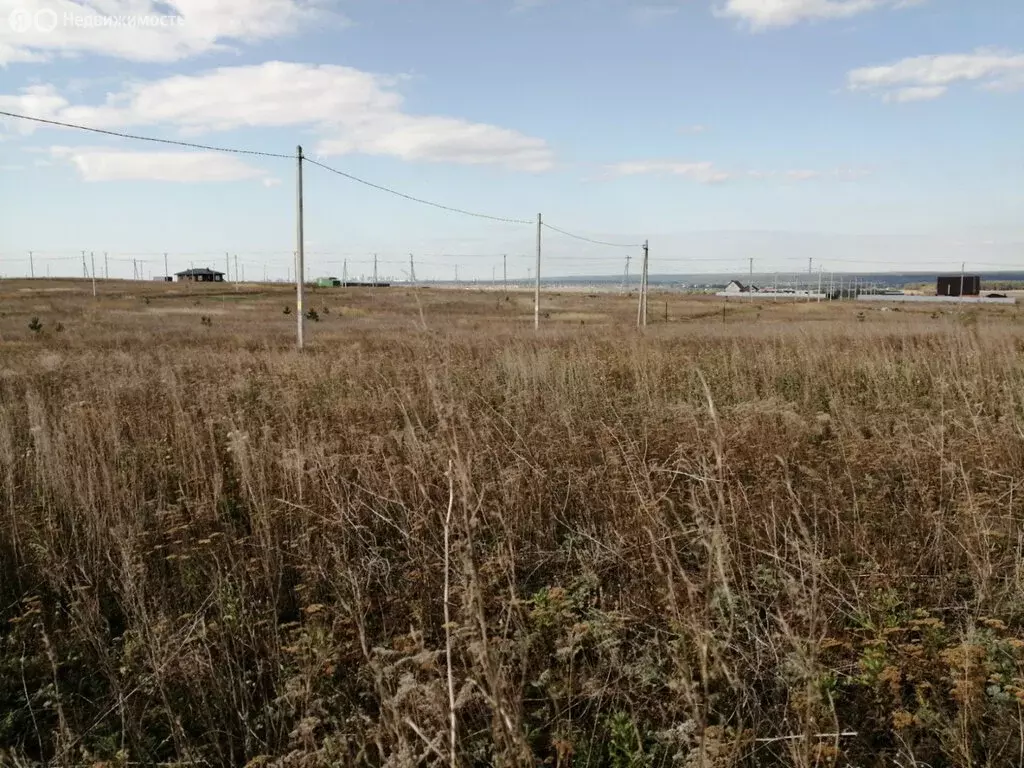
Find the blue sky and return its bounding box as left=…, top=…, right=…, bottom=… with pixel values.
left=1, top=0, right=1022, bottom=281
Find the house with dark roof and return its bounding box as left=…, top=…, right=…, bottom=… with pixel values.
left=175, top=268, right=225, bottom=283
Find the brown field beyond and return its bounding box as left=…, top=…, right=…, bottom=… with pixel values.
left=2, top=278, right=1024, bottom=767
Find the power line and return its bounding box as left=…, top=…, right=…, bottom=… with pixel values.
left=303, top=157, right=533, bottom=225
left=540, top=222, right=642, bottom=248
left=0, top=110, right=295, bottom=159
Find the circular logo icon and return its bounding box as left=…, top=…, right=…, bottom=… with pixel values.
left=8, top=7, right=32, bottom=33
left=34, top=7, right=58, bottom=32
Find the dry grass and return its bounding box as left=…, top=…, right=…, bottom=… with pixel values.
left=2, top=280, right=1024, bottom=767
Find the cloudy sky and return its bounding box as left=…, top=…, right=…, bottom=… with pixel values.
left=1, top=0, right=1021, bottom=280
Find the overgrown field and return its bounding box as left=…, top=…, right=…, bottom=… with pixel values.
left=3, top=281, right=1024, bottom=767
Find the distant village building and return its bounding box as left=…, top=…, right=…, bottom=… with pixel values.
left=175, top=268, right=225, bottom=283
left=936, top=275, right=980, bottom=297
left=724, top=280, right=759, bottom=294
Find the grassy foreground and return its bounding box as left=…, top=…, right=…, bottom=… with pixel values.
left=3, top=282, right=1024, bottom=767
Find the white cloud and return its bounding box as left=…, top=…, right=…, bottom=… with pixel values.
left=884, top=85, right=947, bottom=102
left=48, top=145, right=270, bottom=182
left=785, top=169, right=820, bottom=180
left=606, top=160, right=733, bottom=183
left=604, top=161, right=871, bottom=183
left=0, top=62, right=555, bottom=171
left=0, top=0, right=340, bottom=64
left=716, top=0, right=921, bottom=30
left=849, top=49, right=1024, bottom=101
left=315, top=114, right=552, bottom=172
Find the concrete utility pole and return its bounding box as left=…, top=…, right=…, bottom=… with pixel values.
left=28, top=251, right=34, bottom=279
left=342, top=259, right=347, bottom=285
left=817, top=266, right=823, bottom=303
left=534, top=213, right=542, bottom=331
left=637, top=240, right=649, bottom=327
left=90, top=251, right=96, bottom=298
left=373, top=254, right=378, bottom=285
left=163, top=253, right=168, bottom=281
left=623, top=253, right=631, bottom=294
left=503, top=254, right=507, bottom=293
left=643, top=239, right=649, bottom=325
left=409, top=254, right=416, bottom=285
left=454, top=264, right=459, bottom=285
left=296, top=145, right=306, bottom=350
left=81, top=250, right=87, bottom=278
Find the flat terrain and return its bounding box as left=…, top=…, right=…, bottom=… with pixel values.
left=3, top=279, right=1024, bottom=767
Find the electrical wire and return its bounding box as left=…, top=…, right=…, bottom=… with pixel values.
left=303, top=157, right=533, bottom=225
left=0, top=110, right=295, bottom=159
left=540, top=222, right=642, bottom=248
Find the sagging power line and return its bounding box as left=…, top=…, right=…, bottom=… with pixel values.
left=0, top=110, right=295, bottom=159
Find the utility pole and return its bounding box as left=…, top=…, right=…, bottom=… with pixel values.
left=773, top=272, right=778, bottom=301
left=817, top=266, right=823, bottom=303
left=133, top=259, right=138, bottom=280
left=409, top=254, right=416, bottom=285
left=454, top=264, right=459, bottom=285
left=492, top=265, right=496, bottom=288
left=296, top=145, right=306, bottom=350
left=535, top=213, right=542, bottom=331
left=90, top=251, right=96, bottom=298
left=242, top=264, right=245, bottom=282
left=807, top=257, right=813, bottom=302
left=105, top=252, right=108, bottom=280
left=642, top=240, right=649, bottom=325
left=163, top=253, right=168, bottom=281
left=503, top=254, right=507, bottom=294
left=28, top=251, right=34, bottom=279
left=342, top=259, right=347, bottom=285
left=623, top=253, right=631, bottom=294
left=637, top=240, right=649, bottom=327
left=960, top=262, right=965, bottom=300
left=373, top=254, right=378, bottom=285
left=81, top=250, right=87, bottom=279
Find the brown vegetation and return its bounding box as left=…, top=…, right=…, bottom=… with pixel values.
left=2, top=280, right=1024, bottom=767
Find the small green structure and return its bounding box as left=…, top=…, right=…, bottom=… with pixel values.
left=316, top=277, right=342, bottom=287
